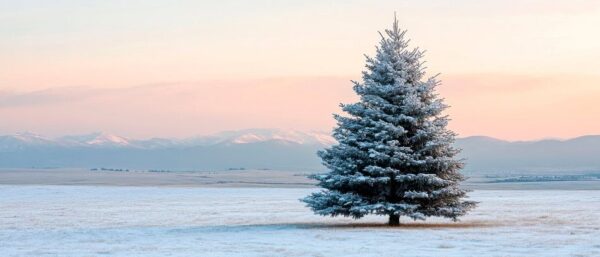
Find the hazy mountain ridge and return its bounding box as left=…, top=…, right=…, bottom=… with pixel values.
left=1, top=130, right=599, bottom=173
left=455, top=135, right=600, bottom=174
left=0, top=129, right=331, bottom=171
left=0, top=129, right=333, bottom=149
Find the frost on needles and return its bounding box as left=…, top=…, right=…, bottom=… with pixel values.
left=302, top=17, right=477, bottom=225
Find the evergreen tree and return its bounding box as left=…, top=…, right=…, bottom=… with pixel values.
left=303, top=16, right=477, bottom=225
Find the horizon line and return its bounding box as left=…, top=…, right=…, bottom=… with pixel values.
left=3, top=129, right=598, bottom=143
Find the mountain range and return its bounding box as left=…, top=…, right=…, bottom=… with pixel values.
left=1, top=129, right=599, bottom=174
left=0, top=129, right=331, bottom=171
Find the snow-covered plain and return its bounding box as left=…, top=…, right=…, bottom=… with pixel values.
left=1, top=186, right=599, bottom=256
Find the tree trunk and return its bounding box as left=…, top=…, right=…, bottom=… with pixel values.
left=388, top=214, right=400, bottom=226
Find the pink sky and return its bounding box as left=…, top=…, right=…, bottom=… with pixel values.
left=1, top=1, right=599, bottom=140
left=1, top=74, right=598, bottom=141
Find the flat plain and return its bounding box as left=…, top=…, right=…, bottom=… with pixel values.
left=1, top=171, right=599, bottom=256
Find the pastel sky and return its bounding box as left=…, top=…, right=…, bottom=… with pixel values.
left=1, top=0, right=599, bottom=140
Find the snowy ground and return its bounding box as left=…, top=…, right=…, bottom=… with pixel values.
left=1, top=186, right=599, bottom=256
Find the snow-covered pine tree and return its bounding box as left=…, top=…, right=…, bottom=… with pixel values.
left=303, top=16, right=477, bottom=226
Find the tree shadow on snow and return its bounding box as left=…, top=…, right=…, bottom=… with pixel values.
left=297, top=221, right=497, bottom=229
left=167, top=221, right=497, bottom=234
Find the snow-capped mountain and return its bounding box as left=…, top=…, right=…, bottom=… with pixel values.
left=0, top=129, right=599, bottom=173
left=59, top=132, right=132, bottom=147
left=0, top=129, right=333, bottom=151
left=10, top=132, right=52, bottom=144
left=0, top=132, right=57, bottom=151
left=0, top=129, right=331, bottom=171
left=182, top=129, right=334, bottom=146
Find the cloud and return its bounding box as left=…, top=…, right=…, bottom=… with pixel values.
left=0, top=86, right=107, bottom=108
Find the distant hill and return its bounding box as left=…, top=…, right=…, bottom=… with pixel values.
left=0, top=129, right=329, bottom=171
left=1, top=129, right=599, bottom=174
left=455, top=135, right=600, bottom=175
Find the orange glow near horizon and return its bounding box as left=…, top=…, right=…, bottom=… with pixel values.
left=1, top=74, right=599, bottom=141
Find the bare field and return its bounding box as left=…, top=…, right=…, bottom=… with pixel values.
left=1, top=168, right=600, bottom=190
